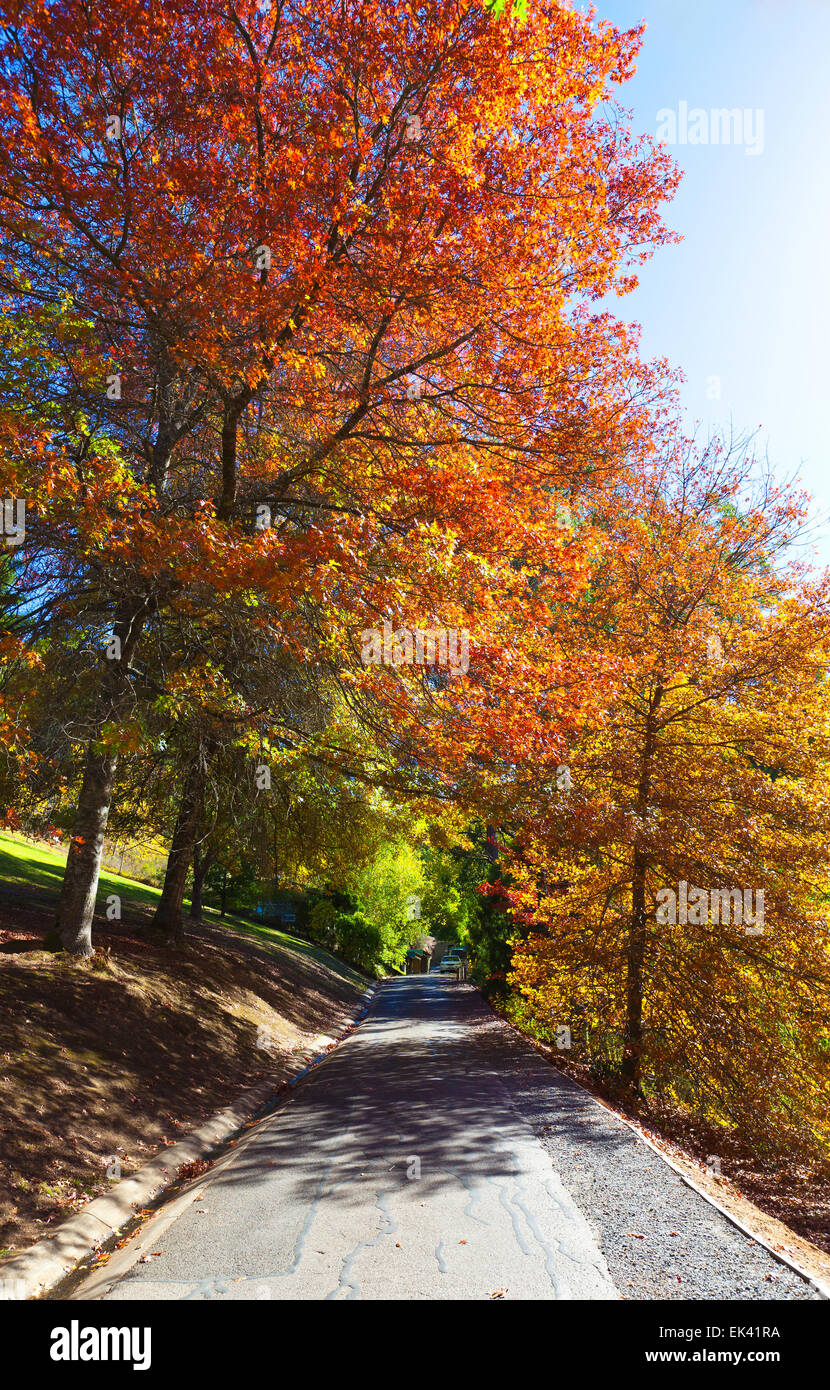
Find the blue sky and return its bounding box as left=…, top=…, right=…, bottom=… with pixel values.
left=592, top=0, right=830, bottom=571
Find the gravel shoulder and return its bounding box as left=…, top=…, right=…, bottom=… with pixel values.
left=475, top=996, right=820, bottom=1301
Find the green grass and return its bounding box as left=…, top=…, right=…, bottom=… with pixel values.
left=0, top=831, right=167, bottom=913
left=0, top=831, right=360, bottom=977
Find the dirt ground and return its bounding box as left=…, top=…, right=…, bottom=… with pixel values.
left=0, top=900, right=367, bottom=1259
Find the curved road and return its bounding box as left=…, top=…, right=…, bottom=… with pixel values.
left=74, top=975, right=818, bottom=1302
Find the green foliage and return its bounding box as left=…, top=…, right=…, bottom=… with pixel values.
left=334, top=911, right=383, bottom=974
left=307, top=898, right=338, bottom=949
left=445, top=829, right=513, bottom=982
left=203, top=857, right=260, bottom=913
left=487, top=0, right=528, bottom=22
left=345, top=838, right=426, bottom=970
left=306, top=896, right=384, bottom=974
left=418, top=847, right=477, bottom=943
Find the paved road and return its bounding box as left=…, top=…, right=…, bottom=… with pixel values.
left=73, top=975, right=817, bottom=1302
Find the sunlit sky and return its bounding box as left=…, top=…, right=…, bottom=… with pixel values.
left=593, top=0, right=830, bottom=572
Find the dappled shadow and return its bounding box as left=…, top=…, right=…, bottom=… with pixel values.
left=176, top=975, right=634, bottom=1219
left=0, top=899, right=366, bottom=1253
left=88, top=977, right=821, bottom=1303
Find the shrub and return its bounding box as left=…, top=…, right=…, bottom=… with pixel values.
left=307, top=899, right=339, bottom=949
left=335, top=911, right=384, bottom=973
left=480, top=972, right=510, bottom=1005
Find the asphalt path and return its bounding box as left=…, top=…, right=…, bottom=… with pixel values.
left=73, top=974, right=818, bottom=1302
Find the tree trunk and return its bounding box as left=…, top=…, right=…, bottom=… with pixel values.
left=50, top=744, right=118, bottom=957
left=188, top=840, right=213, bottom=922
left=622, top=681, right=664, bottom=1093
left=218, top=392, right=252, bottom=520
left=152, top=748, right=207, bottom=943
left=52, top=596, right=150, bottom=956
left=220, top=868, right=228, bottom=918
left=623, top=848, right=648, bottom=1090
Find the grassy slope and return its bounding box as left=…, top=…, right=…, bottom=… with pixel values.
left=0, top=829, right=348, bottom=968
left=0, top=833, right=367, bottom=1259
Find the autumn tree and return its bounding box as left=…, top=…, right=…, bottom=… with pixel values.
left=0, top=0, right=678, bottom=952
left=504, top=439, right=830, bottom=1157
